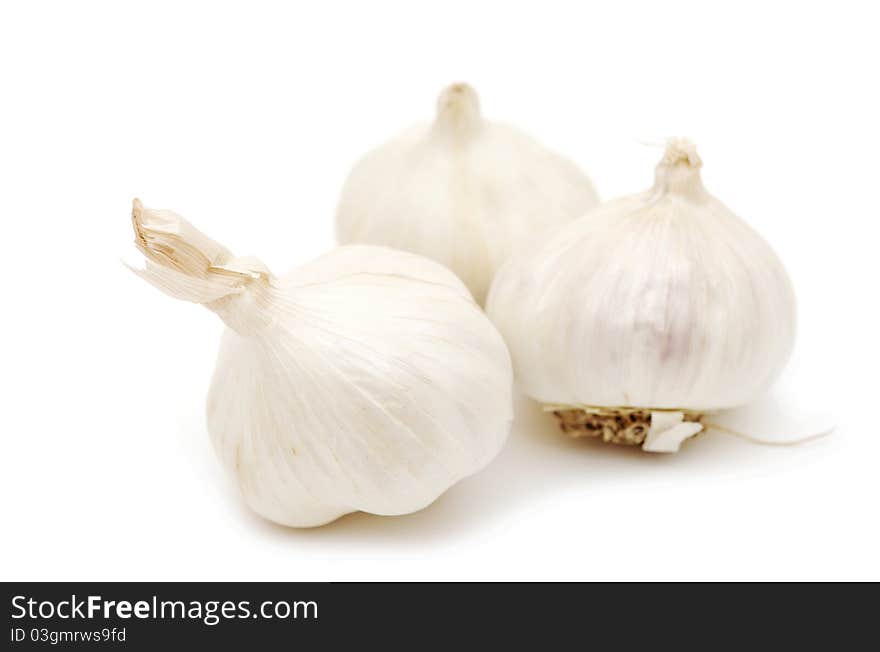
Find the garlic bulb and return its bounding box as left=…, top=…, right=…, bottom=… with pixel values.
left=129, top=200, right=513, bottom=526
left=335, top=83, right=599, bottom=304
left=486, top=140, right=796, bottom=453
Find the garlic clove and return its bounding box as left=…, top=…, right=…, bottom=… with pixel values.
left=336, top=83, right=599, bottom=305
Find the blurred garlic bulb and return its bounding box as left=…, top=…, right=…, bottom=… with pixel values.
left=129, top=200, right=513, bottom=526
left=336, top=82, right=599, bottom=304
left=487, top=140, right=796, bottom=453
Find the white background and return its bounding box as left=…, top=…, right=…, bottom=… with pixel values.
left=2, top=1, right=877, bottom=581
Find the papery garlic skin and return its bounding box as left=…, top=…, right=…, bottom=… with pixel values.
left=487, top=140, right=796, bottom=449
left=336, top=83, right=599, bottom=304
left=131, top=200, right=513, bottom=526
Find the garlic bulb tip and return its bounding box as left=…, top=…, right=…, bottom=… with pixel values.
left=659, top=137, right=702, bottom=168
left=652, top=138, right=707, bottom=197
left=434, top=82, right=482, bottom=138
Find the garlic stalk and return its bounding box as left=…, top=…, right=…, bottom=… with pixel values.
left=486, top=140, right=796, bottom=453
left=335, top=83, right=599, bottom=305
left=129, top=200, right=514, bottom=526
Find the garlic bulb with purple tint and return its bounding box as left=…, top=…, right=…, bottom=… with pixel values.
left=486, top=140, right=796, bottom=453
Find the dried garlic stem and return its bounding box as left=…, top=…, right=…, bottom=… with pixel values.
left=130, top=199, right=268, bottom=304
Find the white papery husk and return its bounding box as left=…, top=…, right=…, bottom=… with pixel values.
left=336, top=83, right=599, bottom=305
left=486, top=140, right=797, bottom=453
left=130, top=200, right=514, bottom=526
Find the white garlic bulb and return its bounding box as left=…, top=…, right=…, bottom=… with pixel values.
left=129, top=200, right=513, bottom=526
left=486, top=140, right=796, bottom=453
left=335, top=83, right=599, bottom=304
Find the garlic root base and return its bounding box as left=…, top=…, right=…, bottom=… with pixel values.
left=548, top=406, right=704, bottom=453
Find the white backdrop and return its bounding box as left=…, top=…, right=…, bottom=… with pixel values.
left=2, top=0, right=876, bottom=580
